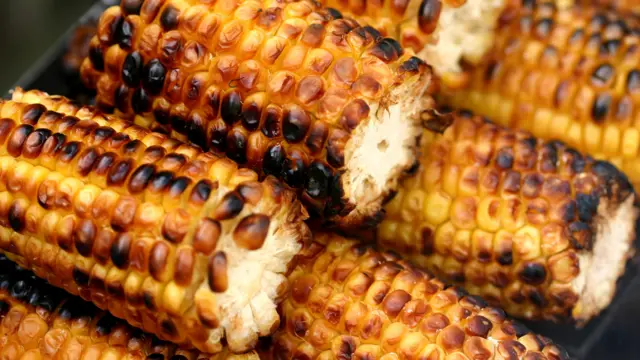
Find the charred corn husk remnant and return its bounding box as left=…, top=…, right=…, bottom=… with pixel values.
left=0, top=254, right=258, bottom=359
left=80, top=0, right=432, bottom=228
left=1, top=88, right=310, bottom=353
left=378, top=111, right=637, bottom=323
left=440, top=1, right=640, bottom=191
left=262, top=232, right=571, bottom=360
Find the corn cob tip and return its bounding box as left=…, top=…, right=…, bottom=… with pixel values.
left=4, top=88, right=311, bottom=353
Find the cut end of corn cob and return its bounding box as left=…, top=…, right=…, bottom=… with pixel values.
left=378, top=110, right=637, bottom=323
left=0, top=253, right=260, bottom=359
left=79, top=0, right=432, bottom=228
left=263, top=232, right=571, bottom=360
left=439, top=1, right=640, bottom=191
left=4, top=88, right=311, bottom=353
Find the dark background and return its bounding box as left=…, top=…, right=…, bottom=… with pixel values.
left=0, top=0, right=94, bottom=91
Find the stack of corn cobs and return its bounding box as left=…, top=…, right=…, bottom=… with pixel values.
left=0, top=0, right=638, bottom=358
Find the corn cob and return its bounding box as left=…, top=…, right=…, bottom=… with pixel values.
left=80, top=0, right=432, bottom=228
left=439, top=1, right=640, bottom=192
left=62, top=19, right=99, bottom=77
left=0, top=88, right=311, bottom=353
left=377, top=111, right=637, bottom=323
left=0, top=254, right=256, bottom=360
left=261, top=232, right=571, bottom=360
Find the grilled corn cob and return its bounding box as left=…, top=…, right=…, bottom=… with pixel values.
left=439, top=1, right=640, bottom=191
left=80, top=0, right=432, bottom=228
left=0, top=254, right=256, bottom=359
left=377, top=111, right=637, bottom=323
left=1, top=88, right=311, bottom=353
left=261, top=232, right=571, bottom=360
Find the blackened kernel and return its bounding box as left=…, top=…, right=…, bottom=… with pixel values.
left=170, top=114, right=188, bottom=135
left=522, top=173, right=543, bottom=198
left=146, top=355, right=165, bottom=360
left=226, top=130, right=247, bottom=164
left=209, top=122, right=228, bottom=152
left=284, top=156, right=306, bottom=188
left=264, top=144, right=286, bottom=177
left=518, top=262, right=547, bottom=285
left=168, top=177, right=192, bottom=198
left=142, top=59, right=167, bottom=95
left=370, top=38, right=403, bottom=63
left=399, top=56, right=425, bottom=74
left=363, top=25, right=381, bottom=40
left=261, top=107, right=282, bottom=138
left=7, top=124, right=34, bottom=157
left=534, top=18, right=553, bottom=39
left=89, top=44, right=105, bottom=71
left=107, top=159, right=133, bottom=186
left=529, top=290, right=547, bottom=308
left=592, top=93, right=611, bottom=123
left=188, top=113, right=208, bottom=150
left=8, top=202, right=25, bottom=232
left=110, top=233, right=132, bottom=269
left=576, top=193, right=599, bottom=223
left=213, top=192, right=244, bottom=220
left=283, top=107, right=311, bottom=143
left=122, top=52, right=143, bottom=86
left=600, top=40, right=621, bottom=57
left=22, top=129, right=50, bottom=159
left=306, top=162, right=332, bottom=199
left=115, top=85, right=131, bottom=113
left=75, top=219, right=96, bottom=257
left=160, top=5, right=180, bottom=31
left=497, top=250, right=513, bottom=266
left=190, top=180, right=213, bottom=205
left=241, top=103, right=261, bottom=131
left=21, top=104, right=46, bottom=125
left=495, top=148, right=514, bottom=169
left=93, top=126, right=116, bottom=143
left=116, top=17, right=135, bottom=49
left=591, top=64, right=614, bottom=86
left=72, top=268, right=90, bottom=287
left=627, top=70, right=640, bottom=93
left=326, top=8, right=343, bottom=19
left=10, top=280, right=31, bottom=302
left=95, top=314, right=118, bottom=336
left=418, top=0, right=442, bottom=34
left=465, top=316, right=493, bottom=337
left=94, top=152, right=117, bottom=177
left=565, top=148, right=585, bottom=173
left=132, top=88, right=151, bottom=113
left=128, top=164, right=156, bottom=194
left=76, top=148, right=100, bottom=177
left=221, top=91, right=243, bottom=125
left=305, top=122, right=329, bottom=154
left=59, top=142, right=81, bottom=163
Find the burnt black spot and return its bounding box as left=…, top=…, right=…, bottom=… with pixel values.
left=284, top=157, right=306, bottom=188
left=221, top=91, right=243, bottom=125
left=122, top=52, right=143, bottom=86
left=565, top=148, right=585, bottom=173
left=149, top=171, right=173, bottom=192
left=107, top=159, right=133, bottom=186
left=110, top=233, right=132, bottom=269
left=59, top=141, right=80, bottom=163
left=89, top=44, right=104, bottom=71
left=161, top=319, right=178, bottom=337
left=326, top=7, right=343, bottom=19
left=264, top=144, right=286, bottom=177
left=143, top=59, right=167, bottom=95
left=528, top=290, right=547, bottom=308
left=21, top=104, right=46, bottom=125
left=168, top=177, right=192, bottom=198
left=496, top=148, right=514, bottom=169
left=10, top=280, right=31, bottom=302
left=627, top=70, right=640, bottom=93
left=96, top=314, right=118, bottom=336
left=399, top=56, right=425, bottom=73
left=226, top=130, right=247, bottom=164
left=592, top=93, right=612, bottom=123
left=131, top=88, right=151, bottom=113
left=497, top=251, right=513, bottom=266
left=534, top=18, right=553, bottom=38
left=519, top=262, right=547, bottom=285
left=160, top=5, right=180, bottom=31
left=510, top=320, right=531, bottom=337
left=576, top=193, right=599, bottom=222
left=561, top=200, right=577, bottom=222
left=600, top=40, right=621, bottom=57
left=305, top=162, right=332, bottom=199
left=370, top=38, right=403, bottom=63
left=363, top=26, right=381, bottom=39
left=591, top=63, right=614, bottom=86
left=116, top=18, right=135, bottom=50
left=128, top=164, right=156, bottom=194
left=170, top=114, right=188, bottom=135
left=191, top=180, right=213, bottom=204
left=72, top=268, right=90, bottom=287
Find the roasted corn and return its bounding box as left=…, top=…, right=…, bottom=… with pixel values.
left=377, top=111, right=637, bottom=323
left=0, top=88, right=310, bottom=353
left=262, top=232, right=571, bottom=360
left=0, top=254, right=256, bottom=359
left=439, top=1, right=640, bottom=191
left=80, top=0, right=432, bottom=228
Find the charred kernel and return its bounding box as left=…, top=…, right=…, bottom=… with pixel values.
left=261, top=106, right=282, bottom=138
left=627, top=70, right=640, bottom=93
left=340, top=99, right=370, bottom=131
left=115, top=85, right=131, bottom=112
left=73, top=267, right=90, bottom=286
left=149, top=241, right=170, bottom=281
left=22, top=128, right=50, bottom=159
left=149, top=171, right=173, bottom=192
left=576, top=193, right=599, bottom=222
left=122, top=52, right=143, bottom=86
left=519, top=262, right=547, bottom=285
left=128, top=164, right=155, bottom=194
left=326, top=7, right=343, bottom=19
left=591, top=64, right=614, bottom=86
left=370, top=38, right=403, bottom=63
left=305, top=162, right=332, bottom=199
left=7, top=124, right=34, bottom=157
left=8, top=201, right=25, bottom=232
left=241, top=103, right=261, bottom=131
left=160, top=5, right=180, bottom=31
left=94, top=152, right=117, bottom=176
left=305, top=122, right=328, bottom=154
left=465, top=315, right=493, bottom=337
left=59, top=141, right=81, bottom=163
left=209, top=121, right=228, bottom=151
left=226, top=130, right=247, bottom=164
left=107, top=159, right=133, bottom=186
left=208, top=251, right=228, bottom=292
left=193, top=218, right=221, bottom=255
left=233, top=214, right=271, bottom=250
left=190, top=180, right=214, bottom=205
left=496, top=148, right=514, bottom=169
left=418, top=0, right=442, bottom=34
left=116, top=17, right=135, bottom=49
left=283, top=106, right=311, bottom=143
left=89, top=44, right=105, bottom=71
left=75, top=219, right=96, bottom=257
left=170, top=114, right=188, bottom=134
left=21, top=103, right=46, bottom=125
left=221, top=91, right=243, bottom=125
left=122, top=0, right=143, bottom=15
left=497, top=250, right=513, bottom=266
left=131, top=88, right=151, bottom=113
left=284, top=156, right=306, bottom=188
left=168, top=177, right=191, bottom=198
left=213, top=192, right=244, bottom=220
left=174, top=248, right=195, bottom=286
left=264, top=144, right=286, bottom=177
left=142, top=59, right=167, bottom=95
left=592, top=93, right=611, bottom=123
left=111, top=233, right=132, bottom=269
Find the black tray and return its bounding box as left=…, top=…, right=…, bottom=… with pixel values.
left=6, top=1, right=640, bottom=359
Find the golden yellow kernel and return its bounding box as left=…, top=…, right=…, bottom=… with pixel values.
left=622, top=128, right=640, bottom=159
left=423, top=190, right=451, bottom=226
left=513, top=226, right=541, bottom=262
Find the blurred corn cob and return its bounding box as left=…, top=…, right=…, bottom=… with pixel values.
left=0, top=88, right=310, bottom=353
left=0, top=254, right=255, bottom=360
left=80, top=0, right=433, bottom=228
left=439, top=1, right=640, bottom=191
left=377, top=111, right=637, bottom=323
left=261, top=232, right=571, bottom=360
